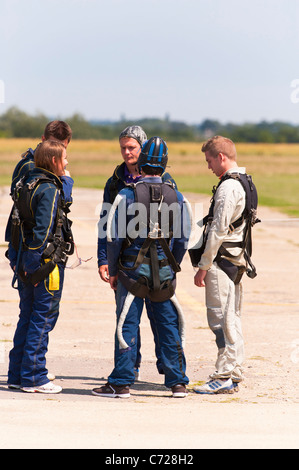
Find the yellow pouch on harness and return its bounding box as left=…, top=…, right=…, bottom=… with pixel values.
left=44, top=259, right=60, bottom=291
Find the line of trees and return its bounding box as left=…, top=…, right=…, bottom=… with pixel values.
left=1, top=106, right=299, bottom=142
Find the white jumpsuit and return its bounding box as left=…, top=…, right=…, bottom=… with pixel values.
left=198, top=167, right=247, bottom=382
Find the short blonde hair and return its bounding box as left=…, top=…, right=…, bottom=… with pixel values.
left=34, top=140, right=65, bottom=173
left=201, top=135, right=237, bottom=160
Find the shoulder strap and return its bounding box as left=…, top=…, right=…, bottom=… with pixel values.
left=108, top=163, right=133, bottom=204
left=108, top=167, right=120, bottom=204
left=27, top=175, right=61, bottom=191
left=208, top=172, right=260, bottom=230
left=11, top=149, right=35, bottom=194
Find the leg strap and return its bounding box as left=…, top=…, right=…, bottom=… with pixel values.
left=116, top=292, right=135, bottom=349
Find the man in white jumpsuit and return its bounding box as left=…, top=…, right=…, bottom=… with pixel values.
left=194, top=136, right=248, bottom=394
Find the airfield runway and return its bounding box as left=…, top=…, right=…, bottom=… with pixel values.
left=0, top=187, right=298, bottom=449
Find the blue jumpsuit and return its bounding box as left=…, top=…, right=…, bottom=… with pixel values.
left=6, top=167, right=74, bottom=388
left=106, top=176, right=190, bottom=388
left=98, top=162, right=177, bottom=373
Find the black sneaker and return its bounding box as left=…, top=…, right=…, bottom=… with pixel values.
left=92, top=383, right=130, bottom=398
left=171, top=384, right=188, bottom=398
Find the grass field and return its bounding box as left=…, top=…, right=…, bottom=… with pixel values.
left=1, top=138, right=299, bottom=216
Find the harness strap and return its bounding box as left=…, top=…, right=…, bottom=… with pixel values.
left=116, top=292, right=135, bottom=349
left=119, top=237, right=181, bottom=275
left=150, top=243, right=160, bottom=292
left=121, top=254, right=169, bottom=267
left=11, top=175, right=74, bottom=287
left=43, top=196, right=73, bottom=261
left=191, top=172, right=259, bottom=279
left=158, top=238, right=181, bottom=274
left=215, top=218, right=257, bottom=281
left=109, top=173, right=120, bottom=204
left=118, top=237, right=153, bottom=271
left=11, top=230, right=23, bottom=289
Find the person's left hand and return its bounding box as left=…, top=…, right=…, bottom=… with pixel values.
left=109, top=274, right=118, bottom=291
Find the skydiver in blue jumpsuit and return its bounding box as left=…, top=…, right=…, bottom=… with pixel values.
left=97, top=126, right=177, bottom=379
left=6, top=140, right=73, bottom=393
left=92, top=137, right=190, bottom=399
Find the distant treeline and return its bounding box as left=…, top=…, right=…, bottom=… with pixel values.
left=1, top=106, right=299, bottom=142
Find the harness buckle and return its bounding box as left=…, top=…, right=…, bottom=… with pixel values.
left=149, top=222, right=163, bottom=239
left=228, top=223, right=235, bottom=234
left=60, top=252, right=68, bottom=263
left=64, top=242, right=72, bottom=253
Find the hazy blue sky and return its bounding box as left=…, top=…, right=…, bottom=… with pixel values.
left=1, top=0, right=299, bottom=124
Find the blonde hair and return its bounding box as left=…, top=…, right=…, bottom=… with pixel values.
left=34, top=140, right=65, bottom=173
left=201, top=135, right=237, bottom=161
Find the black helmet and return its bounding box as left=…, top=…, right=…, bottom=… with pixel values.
left=137, top=136, right=168, bottom=173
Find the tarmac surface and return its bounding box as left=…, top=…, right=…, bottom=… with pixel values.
left=0, top=186, right=299, bottom=449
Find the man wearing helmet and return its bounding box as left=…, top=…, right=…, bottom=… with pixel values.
left=93, top=137, right=190, bottom=399
left=97, top=126, right=176, bottom=379
left=98, top=126, right=176, bottom=280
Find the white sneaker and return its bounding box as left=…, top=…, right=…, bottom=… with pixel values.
left=8, top=383, right=21, bottom=390
left=21, top=382, right=62, bottom=394
left=193, top=378, right=234, bottom=395
left=8, top=375, right=55, bottom=388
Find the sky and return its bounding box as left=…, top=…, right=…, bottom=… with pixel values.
left=1, top=0, right=299, bottom=125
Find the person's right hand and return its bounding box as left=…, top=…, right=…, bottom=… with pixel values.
left=98, top=265, right=109, bottom=282
left=194, top=269, right=207, bottom=287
